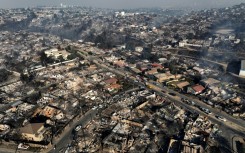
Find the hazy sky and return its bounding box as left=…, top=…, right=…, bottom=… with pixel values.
left=0, top=0, right=244, bottom=9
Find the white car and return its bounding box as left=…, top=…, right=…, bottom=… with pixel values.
left=18, top=143, right=29, bottom=149
left=75, top=125, right=82, bottom=131
left=92, top=106, right=98, bottom=110
left=216, top=115, right=227, bottom=122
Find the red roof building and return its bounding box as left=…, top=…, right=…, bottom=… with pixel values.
left=152, top=63, right=163, bottom=68
left=188, top=84, right=205, bottom=95
left=104, top=83, right=122, bottom=93
left=103, top=78, right=118, bottom=85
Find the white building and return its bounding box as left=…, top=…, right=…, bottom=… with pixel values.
left=135, top=46, right=143, bottom=52
left=239, top=60, right=245, bottom=77
left=121, top=11, right=125, bottom=16
left=44, top=48, right=70, bottom=60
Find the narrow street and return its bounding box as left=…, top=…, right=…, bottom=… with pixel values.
left=47, top=109, right=98, bottom=153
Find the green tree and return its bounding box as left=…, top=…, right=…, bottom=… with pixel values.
left=67, top=53, right=77, bottom=60
left=166, top=54, right=172, bottom=60
left=65, top=45, right=71, bottom=51
left=39, top=51, right=48, bottom=66
left=58, top=55, right=65, bottom=63
left=46, top=55, right=55, bottom=64
left=157, top=69, right=166, bottom=73
left=0, top=69, right=12, bottom=83
left=169, top=61, right=177, bottom=75
left=20, top=72, right=29, bottom=83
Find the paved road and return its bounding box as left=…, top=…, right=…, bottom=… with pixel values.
left=158, top=84, right=245, bottom=131
left=155, top=85, right=245, bottom=137
left=79, top=51, right=245, bottom=136
left=47, top=109, right=98, bottom=153
left=0, top=145, right=34, bottom=153
left=141, top=80, right=245, bottom=138
left=78, top=49, right=245, bottom=153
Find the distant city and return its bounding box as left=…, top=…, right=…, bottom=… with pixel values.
left=0, top=2, right=245, bottom=153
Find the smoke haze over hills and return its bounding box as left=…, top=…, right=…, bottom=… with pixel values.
left=0, top=0, right=244, bottom=9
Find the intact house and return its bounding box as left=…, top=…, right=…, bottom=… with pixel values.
left=188, top=84, right=205, bottom=95
left=19, top=123, right=46, bottom=142
left=44, top=48, right=71, bottom=60
left=176, top=81, right=190, bottom=92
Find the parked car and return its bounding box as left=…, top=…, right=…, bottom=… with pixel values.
left=198, top=107, right=211, bottom=114
left=224, top=108, right=232, bottom=115
left=196, top=105, right=203, bottom=110
left=92, top=106, right=98, bottom=110
left=185, top=100, right=191, bottom=104
left=168, top=92, right=176, bottom=96
left=215, top=115, right=227, bottom=122
left=214, top=104, right=222, bottom=109
left=18, top=143, right=29, bottom=150
left=190, top=101, right=196, bottom=106
left=161, top=90, right=166, bottom=93
left=74, top=125, right=82, bottom=131
left=181, top=98, right=187, bottom=102
left=207, top=101, right=214, bottom=106
left=204, top=109, right=212, bottom=115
